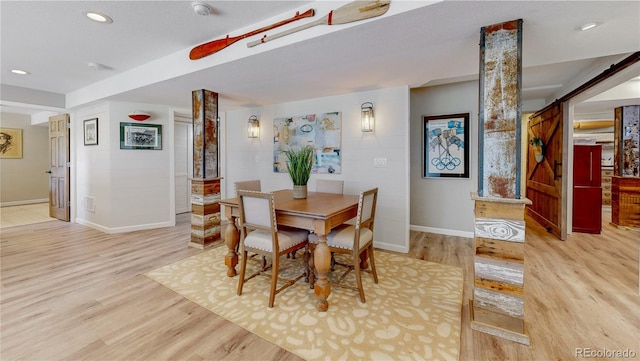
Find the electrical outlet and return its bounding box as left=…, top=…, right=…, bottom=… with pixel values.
left=373, top=157, right=387, bottom=168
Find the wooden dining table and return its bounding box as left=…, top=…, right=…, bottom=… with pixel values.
left=219, top=189, right=359, bottom=312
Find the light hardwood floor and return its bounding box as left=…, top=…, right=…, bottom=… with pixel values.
left=0, top=203, right=55, bottom=228
left=1, top=209, right=638, bottom=360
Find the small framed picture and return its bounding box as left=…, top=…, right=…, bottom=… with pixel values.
left=120, top=122, right=162, bottom=150
left=83, top=118, right=98, bottom=146
left=423, top=113, right=470, bottom=178
left=0, top=127, right=23, bottom=158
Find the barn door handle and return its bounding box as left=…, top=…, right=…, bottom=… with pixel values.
left=553, top=161, right=561, bottom=180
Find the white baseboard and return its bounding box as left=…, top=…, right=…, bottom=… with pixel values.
left=1, top=198, right=48, bottom=207
left=410, top=225, right=474, bottom=239
left=75, top=218, right=174, bottom=234
left=374, top=241, right=409, bottom=254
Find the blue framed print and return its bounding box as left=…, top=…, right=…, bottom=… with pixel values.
left=423, top=113, right=469, bottom=178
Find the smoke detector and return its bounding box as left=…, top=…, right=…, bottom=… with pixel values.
left=192, top=2, right=212, bottom=16
left=88, top=62, right=107, bottom=71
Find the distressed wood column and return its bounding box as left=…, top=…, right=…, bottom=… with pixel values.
left=478, top=19, right=522, bottom=199
left=189, top=89, right=222, bottom=249
left=611, top=105, right=640, bottom=229
left=189, top=179, right=221, bottom=249
left=470, top=193, right=531, bottom=345
left=471, top=19, right=531, bottom=345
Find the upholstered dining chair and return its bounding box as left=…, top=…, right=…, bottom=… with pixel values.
left=315, top=179, right=344, bottom=194
left=233, top=179, right=265, bottom=262
left=309, top=187, right=379, bottom=303
left=236, top=190, right=309, bottom=308
left=234, top=179, right=261, bottom=194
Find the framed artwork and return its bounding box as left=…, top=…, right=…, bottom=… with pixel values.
left=0, top=127, right=23, bottom=159
left=83, top=118, right=98, bottom=146
left=423, top=113, right=469, bottom=178
left=120, top=122, right=162, bottom=150
left=273, top=112, right=342, bottom=174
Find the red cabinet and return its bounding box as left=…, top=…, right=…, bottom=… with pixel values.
left=573, top=145, right=602, bottom=234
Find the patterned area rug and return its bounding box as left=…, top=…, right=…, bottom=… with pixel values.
left=146, top=246, right=463, bottom=361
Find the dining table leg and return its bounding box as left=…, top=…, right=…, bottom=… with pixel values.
left=313, top=235, right=332, bottom=311
left=224, top=215, right=239, bottom=277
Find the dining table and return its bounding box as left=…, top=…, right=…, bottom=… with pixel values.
left=219, top=189, right=359, bottom=312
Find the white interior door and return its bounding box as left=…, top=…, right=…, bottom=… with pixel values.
left=175, top=115, right=193, bottom=214
left=49, top=114, right=70, bottom=221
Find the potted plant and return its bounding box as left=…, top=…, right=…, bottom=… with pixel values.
left=530, top=136, right=544, bottom=163
left=284, top=145, right=314, bottom=199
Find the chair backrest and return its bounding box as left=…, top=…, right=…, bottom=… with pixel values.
left=316, top=179, right=344, bottom=194
left=235, top=179, right=261, bottom=195
left=237, top=191, right=276, bottom=234
left=356, top=188, right=378, bottom=231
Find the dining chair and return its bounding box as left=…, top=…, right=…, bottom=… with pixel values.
left=309, top=187, right=379, bottom=303
left=315, top=179, right=344, bottom=194
left=236, top=190, right=310, bottom=308
left=234, top=179, right=261, bottom=194
left=233, top=179, right=265, bottom=262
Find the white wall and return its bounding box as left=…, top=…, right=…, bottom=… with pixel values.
left=410, top=81, right=479, bottom=238
left=0, top=112, right=50, bottom=205
left=222, top=86, right=411, bottom=253
left=73, top=101, right=174, bottom=233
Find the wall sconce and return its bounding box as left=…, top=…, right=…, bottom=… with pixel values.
left=361, top=102, right=374, bottom=132
left=128, top=111, right=151, bottom=121
left=247, top=115, right=260, bottom=138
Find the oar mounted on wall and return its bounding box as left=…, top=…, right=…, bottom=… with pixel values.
left=247, top=0, right=391, bottom=48
left=189, top=9, right=315, bottom=60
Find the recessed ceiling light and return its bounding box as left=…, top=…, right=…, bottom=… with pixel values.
left=84, top=11, right=113, bottom=24
left=578, top=22, right=600, bottom=31
left=10, top=69, right=29, bottom=75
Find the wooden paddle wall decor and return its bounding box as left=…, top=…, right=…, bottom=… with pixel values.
left=189, top=9, right=315, bottom=60
left=247, top=0, right=390, bottom=48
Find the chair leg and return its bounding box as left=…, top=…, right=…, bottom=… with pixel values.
left=330, top=252, right=336, bottom=271
left=268, top=254, right=279, bottom=308
left=368, top=244, right=378, bottom=283
left=359, top=249, right=369, bottom=269
left=353, top=253, right=366, bottom=303
left=237, top=249, right=248, bottom=296
left=307, top=244, right=316, bottom=288
left=303, top=245, right=311, bottom=283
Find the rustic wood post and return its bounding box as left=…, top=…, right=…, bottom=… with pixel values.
left=189, top=89, right=222, bottom=249
left=611, top=105, right=640, bottom=229
left=471, top=19, right=531, bottom=345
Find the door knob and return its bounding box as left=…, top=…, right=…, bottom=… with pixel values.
left=45, top=170, right=52, bottom=174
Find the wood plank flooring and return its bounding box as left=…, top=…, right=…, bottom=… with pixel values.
left=1, top=210, right=638, bottom=360
left=0, top=203, right=55, bottom=228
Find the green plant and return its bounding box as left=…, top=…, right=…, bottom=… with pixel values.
left=529, top=136, right=544, bottom=146
left=284, top=146, right=314, bottom=186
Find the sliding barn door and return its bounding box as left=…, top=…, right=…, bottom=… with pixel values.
left=526, top=103, right=563, bottom=239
